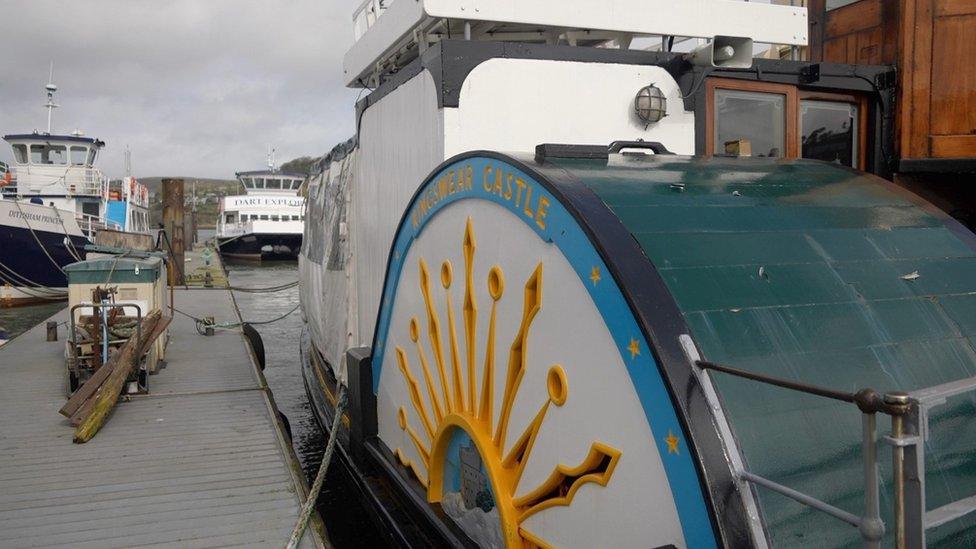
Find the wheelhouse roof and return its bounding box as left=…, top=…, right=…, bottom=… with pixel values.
left=236, top=170, right=305, bottom=178
left=3, top=133, right=105, bottom=147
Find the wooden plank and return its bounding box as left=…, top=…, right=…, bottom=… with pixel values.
left=824, top=36, right=849, bottom=62
left=60, top=353, right=114, bottom=417
left=826, top=0, right=883, bottom=36
left=909, top=0, right=935, bottom=157
left=936, top=0, right=976, bottom=17
left=73, top=311, right=161, bottom=443
left=931, top=135, right=976, bottom=158
left=929, top=14, right=976, bottom=137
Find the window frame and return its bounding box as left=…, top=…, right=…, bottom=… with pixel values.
left=706, top=78, right=799, bottom=158
left=799, top=90, right=869, bottom=171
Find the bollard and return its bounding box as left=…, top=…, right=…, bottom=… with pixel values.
left=46, top=321, right=58, bottom=342
left=204, top=316, right=215, bottom=336
left=204, top=271, right=213, bottom=288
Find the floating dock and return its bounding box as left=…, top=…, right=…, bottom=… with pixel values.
left=0, top=250, right=327, bottom=548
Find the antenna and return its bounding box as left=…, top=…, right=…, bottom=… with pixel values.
left=44, top=62, right=59, bottom=134
left=124, top=145, right=132, bottom=177
left=267, top=145, right=277, bottom=172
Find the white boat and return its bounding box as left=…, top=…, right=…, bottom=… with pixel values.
left=0, top=75, right=147, bottom=306
left=298, top=1, right=976, bottom=548
left=215, top=153, right=305, bottom=260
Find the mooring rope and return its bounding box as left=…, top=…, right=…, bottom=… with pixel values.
left=225, top=280, right=298, bottom=293
left=287, top=386, right=347, bottom=549
left=49, top=205, right=83, bottom=262
left=169, top=302, right=301, bottom=335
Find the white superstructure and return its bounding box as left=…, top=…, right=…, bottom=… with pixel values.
left=215, top=166, right=306, bottom=260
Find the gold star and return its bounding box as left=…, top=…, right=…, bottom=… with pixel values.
left=589, top=266, right=601, bottom=285
left=665, top=431, right=680, bottom=454
left=627, top=338, right=640, bottom=359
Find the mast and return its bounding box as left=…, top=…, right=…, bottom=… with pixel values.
left=267, top=145, right=277, bottom=173
left=44, top=62, right=59, bottom=134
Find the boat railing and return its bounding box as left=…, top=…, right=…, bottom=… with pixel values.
left=352, top=0, right=389, bottom=40
left=692, top=357, right=976, bottom=548
left=77, top=213, right=121, bottom=239
left=4, top=167, right=108, bottom=198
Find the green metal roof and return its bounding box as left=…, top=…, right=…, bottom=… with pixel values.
left=551, top=155, right=976, bottom=547
left=65, top=256, right=163, bottom=284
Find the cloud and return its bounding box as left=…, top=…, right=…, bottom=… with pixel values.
left=0, top=0, right=361, bottom=179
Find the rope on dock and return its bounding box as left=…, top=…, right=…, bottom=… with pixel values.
left=225, top=280, right=298, bottom=293
left=287, top=385, right=347, bottom=549
left=170, top=302, right=301, bottom=334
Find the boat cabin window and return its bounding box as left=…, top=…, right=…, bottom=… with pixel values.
left=12, top=144, right=27, bottom=164
left=706, top=78, right=865, bottom=168
left=255, top=178, right=265, bottom=189
left=266, top=178, right=282, bottom=190
left=30, top=143, right=69, bottom=165
left=291, top=215, right=300, bottom=221
left=801, top=99, right=860, bottom=168
left=70, top=146, right=89, bottom=166
left=87, top=148, right=97, bottom=165
left=81, top=201, right=99, bottom=217
left=271, top=215, right=280, bottom=221
left=225, top=213, right=236, bottom=224
left=260, top=214, right=269, bottom=220
left=291, top=180, right=302, bottom=189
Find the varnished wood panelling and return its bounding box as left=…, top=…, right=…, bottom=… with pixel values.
left=931, top=135, right=976, bottom=157
left=930, top=15, right=976, bottom=136
left=935, top=0, right=976, bottom=17
left=824, top=36, right=849, bottom=61
left=826, top=0, right=883, bottom=35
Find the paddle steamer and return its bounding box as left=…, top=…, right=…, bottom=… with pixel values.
left=299, top=1, right=976, bottom=547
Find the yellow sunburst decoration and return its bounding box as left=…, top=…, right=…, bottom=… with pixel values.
left=392, top=217, right=622, bottom=548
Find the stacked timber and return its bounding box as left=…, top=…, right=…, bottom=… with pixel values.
left=59, top=310, right=163, bottom=443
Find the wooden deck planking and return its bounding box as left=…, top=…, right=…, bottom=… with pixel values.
left=0, top=286, right=324, bottom=548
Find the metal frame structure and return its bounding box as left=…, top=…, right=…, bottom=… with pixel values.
left=343, top=0, right=808, bottom=86
left=685, top=347, right=976, bottom=548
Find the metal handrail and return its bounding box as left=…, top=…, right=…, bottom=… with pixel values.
left=694, top=359, right=912, bottom=548
left=698, top=357, right=976, bottom=548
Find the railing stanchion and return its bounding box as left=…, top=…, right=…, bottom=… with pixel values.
left=861, top=411, right=884, bottom=548
left=885, top=392, right=911, bottom=549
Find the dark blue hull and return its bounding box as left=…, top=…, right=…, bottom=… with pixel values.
left=0, top=222, right=88, bottom=291
left=217, top=233, right=301, bottom=260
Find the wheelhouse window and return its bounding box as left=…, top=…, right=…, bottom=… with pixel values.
left=12, top=144, right=27, bottom=164
left=87, top=148, right=97, bottom=165
left=266, top=178, right=282, bottom=190
left=255, top=178, right=265, bottom=189
left=713, top=88, right=788, bottom=158
left=30, top=143, right=69, bottom=165
left=70, top=146, right=88, bottom=166
left=707, top=78, right=866, bottom=169
left=801, top=100, right=859, bottom=168
left=242, top=177, right=253, bottom=190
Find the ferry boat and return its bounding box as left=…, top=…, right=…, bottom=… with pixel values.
left=299, top=1, right=976, bottom=547
left=0, top=77, right=145, bottom=306
left=215, top=156, right=305, bottom=260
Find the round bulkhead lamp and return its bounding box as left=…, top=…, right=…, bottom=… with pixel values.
left=634, top=84, right=667, bottom=124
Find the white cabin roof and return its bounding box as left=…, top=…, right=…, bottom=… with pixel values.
left=344, top=0, right=808, bottom=87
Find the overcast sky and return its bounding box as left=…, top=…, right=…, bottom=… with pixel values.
left=0, top=0, right=361, bottom=179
